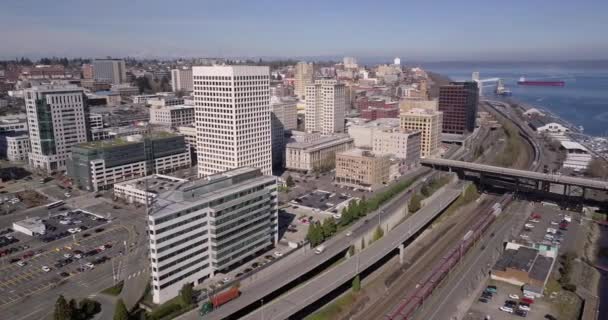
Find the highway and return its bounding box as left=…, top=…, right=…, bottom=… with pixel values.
left=228, top=186, right=462, bottom=320
left=421, top=158, right=608, bottom=191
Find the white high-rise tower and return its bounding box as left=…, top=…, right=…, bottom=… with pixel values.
left=25, top=85, right=89, bottom=172
left=305, top=79, right=346, bottom=134
left=193, top=65, right=272, bottom=176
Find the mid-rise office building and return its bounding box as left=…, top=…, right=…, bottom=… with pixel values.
left=305, top=79, right=345, bottom=134
left=400, top=108, right=443, bottom=158
left=438, top=82, right=479, bottom=134
left=0, top=133, right=31, bottom=162
left=347, top=118, right=401, bottom=148
left=110, top=84, right=139, bottom=98
left=335, top=148, right=390, bottom=191
left=171, top=68, right=194, bottom=92
left=193, top=66, right=272, bottom=176
left=270, top=97, right=297, bottom=169
left=399, top=99, right=438, bottom=113
left=285, top=132, right=353, bottom=172
left=81, top=64, right=94, bottom=80
left=67, top=133, right=191, bottom=191
left=294, top=62, right=314, bottom=99
left=150, top=105, right=195, bottom=127
left=147, top=167, right=278, bottom=304
left=89, top=113, right=104, bottom=129
left=0, top=115, right=28, bottom=133
left=25, top=85, right=89, bottom=172
left=372, top=129, right=421, bottom=166
left=93, top=59, right=126, bottom=84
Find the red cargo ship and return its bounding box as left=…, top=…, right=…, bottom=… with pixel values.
left=517, top=77, right=565, bottom=86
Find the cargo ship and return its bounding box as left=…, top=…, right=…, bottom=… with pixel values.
left=517, top=77, right=565, bottom=87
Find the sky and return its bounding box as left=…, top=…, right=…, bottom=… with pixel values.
left=1, top=0, right=608, bottom=61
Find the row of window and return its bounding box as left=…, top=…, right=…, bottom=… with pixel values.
left=156, top=238, right=208, bottom=263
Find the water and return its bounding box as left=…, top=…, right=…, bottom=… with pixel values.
left=421, top=62, right=608, bottom=137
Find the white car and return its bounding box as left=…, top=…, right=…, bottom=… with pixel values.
left=63, top=253, right=72, bottom=259
left=42, top=266, right=51, bottom=272
left=17, top=261, right=27, bottom=267
left=544, top=234, right=554, bottom=240
left=64, top=193, right=71, bottom=198
left=523, top=292, right=535, bottom=299
left=520, top=234, right=529, bottom=239
left=85, top=262, right=95, bottom=269
left=67, top=228, right=77, bottom=234
left=59, top=220, right=71, bottom=225
left=519, top=304, right=531, bottom=311
left=74, top=228, right=82, bottom=233
left=508, top=294, right=520, bottom=300
left=74, top=254, right=82, bottom=259
left=222, top=277, right=231, bottom=283
left=72, top=220, right=82, bottom=224
left=524, top=223, right=535, bottom=229
left=499, top=306, right=514, bottom=313
left=346, top=231, right=352, bottom=236
left=551, top=221, right=559, bottom=225
left=546, top=228, right=557, bottom=234
left=564, top=215, right=572, bottom=222
left=274, top=251, right=283, bottom=257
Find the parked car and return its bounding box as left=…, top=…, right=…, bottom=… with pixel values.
left=509, top=294, right=520, bottom=300
left=42, top=266, right=51, bottom=272
left=500, top=306, right=514, bottom=313
left=515, top=309, right=528, bottom=317
left=519, top=303, right=531, bottom=311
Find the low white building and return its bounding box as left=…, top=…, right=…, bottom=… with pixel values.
left=148, top=96, right=184, bottom=108
left=561, top=140, right=592, bottom=171
left=132, top=94, right=161, bottom=104
left=150, top=105, right=195, bottom=127
left=114, top=174, right=188, bottom=205
left=285, top=132, right=354, bottom=172
left=0, top=115, right=28, bottom=133
left=13, top=217, right=45, bottom=236
left=0, top=133, right=31, bottom=161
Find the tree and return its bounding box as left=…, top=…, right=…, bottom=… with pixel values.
left=79, top=299, right=101, bottom=318
left=352, top=275, right=361, bottom=292
left=69, top=299, right=78, bottom=316
left=358, top=197, right=368, bottom=216
left=306, top=222, right=324, bottom=247
left=586, top=157, right=608, bottom=179
left=286, top=175, right=295, bottom=188
left=322, top=217, right=337, bottom=238
left=113, top=299, right=129, bottom=320
left=179, top=282, right=194, bottom=306
left=408, top=193, right=422, bottom=213
left=373, top=225, right=384, bottom=241
left=54, top=295, right=72, bottom=320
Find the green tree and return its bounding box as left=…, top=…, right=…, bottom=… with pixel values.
left=54, top=295, right=72, bottom=320
left=113, top=299, right=129, bottom=320
left=358, top=197, right=368, bottom=216
left=408, top=193, right=422, bottom=213
left=306, top=222, right=324, bottom=247
left=340, top=206, right=352, bottom=226
left=286, top=175, right=295, bottom=188
left=322, top=217, right=337, bottom=238
left=373, top=225, right=384, bottom=241
left=352, top=275, right=361, bottom=292
left=79, top=299, right=101, bottom=318
left=179, top=282, right=194, bottom=306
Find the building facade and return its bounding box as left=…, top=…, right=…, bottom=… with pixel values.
left=294, top=62, right=314, bottom=99
left=347, top=118, right=401, bottom=148
left=335, top=149, right=390, bottom=191
left=438, top=82, right=479, bottom=134
left=67, top=134, right=191, bottom=191
left=193, top=66, right=272, bottom=176
left=93, top=59, right=126, bottom=84
left=81, top=64, right=94, bottom=80
left=150, top=105, right=195, bottom=127
left=270, top=97, right=297, bottom=169
left=25, top=85, right=90, bottom=172
left=285, top=133, right=353, bottom=172
left=171, top=68, right=194, bottom=92
left=400, top=108, right=443, bottom=158
left=0, top=116, right=28, bottom=133
left=305, top=79, right=346, bottom=134
left=0, top=133, right=31, bottom=161
left=148, top=96, right=185, bottom=108
left=372, top=129, right=421, bottom=166
left=89, top=113, right=104, bottom=129
left=114, top=174, right=188, bottom=205
left=147, top=167, right=278, bottom=304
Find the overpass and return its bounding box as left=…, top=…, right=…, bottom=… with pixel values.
left=421, top=158, right=608, bottom=194
left=191, top=185, right=463, bottom=320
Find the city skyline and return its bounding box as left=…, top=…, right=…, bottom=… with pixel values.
left=1, top=0, right=607, bottom=61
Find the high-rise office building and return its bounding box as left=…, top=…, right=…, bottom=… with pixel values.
left=400, top=108, right=443, bottom=158
left=294, top=62, right=314, bottom=99
left=170, top=68, right=194, bottom=92
left=343, top=56, right=358, bottom=69
left=25, top=85, right=90, bottom=172
left=438, top=81, right=479, bottom=134
left=147, top=167, right=277, bottom=304
left=305, top=79, right=345, bottom=134
left=270, top=96, right=297, bottom=169
left=93, top=59, right=126, bottom=84
left=193, top=65, right=272, bottom=176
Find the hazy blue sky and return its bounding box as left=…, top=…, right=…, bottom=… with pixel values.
left=1, top=0, right=607, bottom=61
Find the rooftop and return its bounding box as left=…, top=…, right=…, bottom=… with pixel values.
left=350, top=118, right=400, bottom=129
left=560, top=140, right=588, bottom=152
left=76, top=131, right=177, bottom=149
left=338, top=148, right=379, bottom=158
left=493, top=246, right=538, bottom=272
left=286, top=133, right=353, bottom=150
left=115, top=174, right=188, bottom=195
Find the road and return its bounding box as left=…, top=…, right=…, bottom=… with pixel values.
left=229, top=186, right=463, bottom=320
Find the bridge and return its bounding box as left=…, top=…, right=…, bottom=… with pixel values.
left=421, top=158, right=608, bottom=196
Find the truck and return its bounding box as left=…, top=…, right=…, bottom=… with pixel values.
left=314, top=245, right=325, bottom=254
left=211, top=287, right=240, bottom=309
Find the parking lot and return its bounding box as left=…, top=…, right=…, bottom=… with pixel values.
left=516, top=205, right=579, bottom=253
left=466, top=281, right=555, bottom=320
left=0, top=225, right=128, bottom=306
left=291, top=189, right=352, bottom=213
left=39, top=209, right=108, bottom=243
